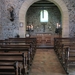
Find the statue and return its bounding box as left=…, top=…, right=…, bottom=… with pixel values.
left=7, top=6, right=14, bottom=21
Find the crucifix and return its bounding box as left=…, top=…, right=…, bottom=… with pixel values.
left=42, top=23, right=46, bottom=32
left=43, top=24, right=45, bottom=32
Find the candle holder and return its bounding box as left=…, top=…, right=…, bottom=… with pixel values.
left=55, top=27, right=62, bottom=35
left=55, top=23, right=62, bottom=35
left=26, top=25, right=34, bottom=31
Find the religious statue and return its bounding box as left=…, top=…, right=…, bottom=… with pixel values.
left=7, top=6, right=14, bottom=21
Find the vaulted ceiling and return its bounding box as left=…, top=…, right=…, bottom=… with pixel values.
left=30, top=0, right=57, bottom=8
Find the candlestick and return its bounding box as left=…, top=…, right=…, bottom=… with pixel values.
left=28, top=26, right=30, bottom=30
left=58, top=25, right=60, bottom=28
left=57, top=23, right=59, bottom=28
left=31, top=25, right=33, bottom=30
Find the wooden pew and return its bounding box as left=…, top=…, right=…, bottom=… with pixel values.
left=0, top=39, right=35, bottom=58
left=2, top=38, right=36, bottom=56
left=0, top=61, right=19, bottom=75
left=8, top=37, right=36, bottom=44
left=54, top=37, right=75, bottom=74
left=0, top=38, right=37, bottom=74
left=0, top=38, right=36, bottom=51
left=54, top=38, right=70, bottom=61
left=0, top=46, right=33, bottom=74
left=0, top=53, right=26, bottom=75
left=8, top=37, right=37, bottom=52
left=4, top=37, right=35, bottom=44
left=0, top=44, right=31, bottom=49
left=0, top=44, right=34, bottom=61
left=54, top=38, right=71, bottom=74
left=64, top=47, right=75, bottom=74
left=3, top=37, right=36, bottom=50
left=54, top=38, right=71, bottom=62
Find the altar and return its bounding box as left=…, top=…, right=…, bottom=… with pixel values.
left=36, top=33, right=54, bottom=46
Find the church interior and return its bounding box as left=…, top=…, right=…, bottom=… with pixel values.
left=0, top=0, right=75, bottom=75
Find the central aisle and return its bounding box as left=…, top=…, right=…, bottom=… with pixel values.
left=30, top=49, right=66, bottom=75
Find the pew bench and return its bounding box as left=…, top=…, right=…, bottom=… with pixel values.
left=7, top=38, right=37, bottom=50
left=0, top=40, right=36, bottom=56
left=0, top=44, right=34, bottom=61
left=0, top=38, right=37, bottom=75
left=0, top=53, right=27, bottom=75
left=64, top=47, right=75, bottom=74
left=0, top=47, right=33, bottom=74
left=54, top=38, right=73, bottom=74
left=0, top=61, right=19, bottom=75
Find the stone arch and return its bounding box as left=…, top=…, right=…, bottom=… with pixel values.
left=19, top=0, right=69, bottom=37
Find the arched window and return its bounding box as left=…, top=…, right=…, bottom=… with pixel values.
left=40, top=10, right=48, bottom=22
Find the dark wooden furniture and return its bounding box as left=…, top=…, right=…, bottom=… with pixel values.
left=54, top=37, right=75, bottom=74
left=0, top=61, right=19, bottom=75
left=0, top=37, right=37, bottom=75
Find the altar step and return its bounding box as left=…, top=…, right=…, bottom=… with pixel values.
left=37, top=45, right=54, bottom=49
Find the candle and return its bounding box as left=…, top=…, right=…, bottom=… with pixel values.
left=31, top=25, right=33, bottom=30
left=58, top=25, right=60, bottom=28
left=28, top=26, right=30, bottom=30
left=57, top=23, right=59, bottom=28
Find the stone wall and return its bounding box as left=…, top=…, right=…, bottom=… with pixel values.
left=63, top=0, right=75, bottom=37
left=1, top=0, right=24, bottom=39
left=0, top=0, right=75, bottom=39
left=0, top=0, right=3, bottom=39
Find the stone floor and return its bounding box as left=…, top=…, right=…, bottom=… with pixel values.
left=30, top=49, right=67, bottom=75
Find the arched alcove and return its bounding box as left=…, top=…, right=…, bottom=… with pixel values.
left=19, top=0, right=69, bottom=37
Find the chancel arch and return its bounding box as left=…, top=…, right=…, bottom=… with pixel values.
left=19, top=0, right=69, bottom=37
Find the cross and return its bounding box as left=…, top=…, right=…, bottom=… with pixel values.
left=43, top=24, right=45, bottom=32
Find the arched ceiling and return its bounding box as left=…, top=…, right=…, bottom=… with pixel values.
left=30, top=0, right=57, bottom=7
